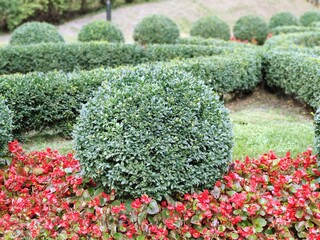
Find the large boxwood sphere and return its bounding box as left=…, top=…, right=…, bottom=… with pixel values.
left=74, top=66, right=233, bottom=200
left=0, top=98, right=13, bottom=157
left=133, top=14, right=180, bottom=44
left=10, top=22, right=64, bottom=46
left=190, top=16, right=230, bottom=41
left=78, top=20, right=124, bottom=43
left=300, top=11, right=320, bottom=27
left=233, top=15, right=268, bottom=45
left=269, top=12, right=299, bottom=29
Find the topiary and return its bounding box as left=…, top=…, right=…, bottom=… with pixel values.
left=73, top=66, right=233, bottom=200
left=78, top=20, right=124, bottom=43
left=315, top=109, right=320, bottom=163
left=190, top=16, right=230, bottom=41
left=269, top=12, right=299, bottom=29
left=233, top=15, right=268, bottom=45
left=0, top=97, right=13, bottom=157
left=300, top=11, right=320, bottom=27
left=133, top=14, right=180, bottom=44
left=10, top=21, right=64, bottom=46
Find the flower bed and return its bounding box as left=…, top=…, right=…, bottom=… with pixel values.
left=1, top=141, right=319, bottom=239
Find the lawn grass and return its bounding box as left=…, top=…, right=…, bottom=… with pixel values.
left=21, top=95, right=315, bottom=160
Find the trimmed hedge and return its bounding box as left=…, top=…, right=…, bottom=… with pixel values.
left=264, top=50, right=320, bottom=109
left=0, top=42, right=236, bottom=74
left=133, top=14, right=180, bottom=44
left=270, top=26, right=319, bottom=36
left=10, top=21, right=64, bottom=46
left=0, top=98, right=12, bottom=157
left=316, top=109, right=320, bottom=160
left=311, top=21, right=320, bottom=28
left=300, top=11, right=320, bottom=27
left=73, top=66, right=233, bottom=200
left=190, top=16, right=230, bottom=41
left=0, top=50, right=261, bottom=135
left=268, top=12, right=299, bottom=29
left=233, top=15, right=268, bottom=45
left=78, top=20, right=124, bottom=43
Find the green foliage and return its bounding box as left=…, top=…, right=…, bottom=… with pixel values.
left=78, top=20, right=124, bottom=43
left=0, top=98, right=13, bottom=157
left=0, top=0, right=103, bottom=30
left=0, top=42, right=237, bottom=75
left=315, top=109, right=320, bottom=161
left=269, top=12, right=299, bottom=29
left=270, top=26, right=318, bottom=35
left=133, top=14, right=180, bottom=44
left=190, top=16, right=230, bottom=41
left=0, top=49, right=261, bottom=135
left=233, top=15, right=268, bottom=45
left=10, top=21, right=64, bottom=46
left=265, top=32, right=320, bottom=49
left=311, top=21, right=320, bottom=28
left=300, top=11, right=320, bottom=27
left=264, top=50, right=320, bottom=109
left=0, top=42, right=145, bottom=74
left=73, top=66, right=233, bottom=200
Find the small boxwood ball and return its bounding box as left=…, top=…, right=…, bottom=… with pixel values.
left=233, top=15, right=268, bottom=45
left=10, top=21, right=64, bottom=46
left=133, top=14, right=180, bottom=44
left=0, top=98, right=13, bottom=156
left=190, top=16, right=231, bottom=41
left=269, top=12, right=299, bottom=29
left=78, top=20, right=124, bottom=43
left=74, top=66, right=233, bottom=200
left=300, top=11, right=320, bottom=26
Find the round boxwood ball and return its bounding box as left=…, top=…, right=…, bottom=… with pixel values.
left=74, top=66, right=233, bottom=200
left=300, top=11, right=320, bottom=27
left=190, top=16, right=231, bottom=41
left=133, top=14, right=180, bottom=44
left=10, top=21, right=64, bottom=46
left=0, top=98, right=13, bottom=156
left=269, top=12, right=299, bottom=29
left=78, top=20, right=124, bottom=43
left=233, top=15, right=268, bottom=45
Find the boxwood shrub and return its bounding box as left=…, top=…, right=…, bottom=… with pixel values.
left=10, top=21, right=64, bottom=46
left=315, top=109, right=320, bottom=161
left=311, top=21, right=320, bottom=28
left=73, top=66, right=233, bottom=200
left=133, top=14, right=180, bottom=44
left=0, top=98, right=13, bottom=157
left=78, top=20, right=124, bottom=43
left=0, top=50, right=261, bottom=135
left=270, top=26, right=318, bottom=36
left=300, top=11, right=320, bottom=27
left=190, top=16, right=230, bottom=41
left=264, top=50, right=320, bottom=109
left=268, top=12, right=299, bottom=29
left=233, top=15, right=268, bottom=45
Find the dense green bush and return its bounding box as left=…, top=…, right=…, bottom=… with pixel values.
left=10, top=21, right=64, bottom=46
left=133, top=14, right=180, bottom=44
left=0, top=49, right=261, bottom=135
left=0, top=98, right=13, bottom=156
left=316, top=109, right=320, bottom=161
left=268, top=12, right=299, bottom=29
left=0, top=42, right=234, bottom=74
left=190, top=16, right=230, bottom=41
left=233, top=15, right=268, bottom=45
left=300, top=11, right=320, bottom=26
left=311, top=21, right=320, bottom=28
left=74, top=66, right=233, bottom=200
left=78, top=20, right=124, bottom=43
left=265, top=32, right=320, bottom=49
left=264, top=50, right=320, bottom=109
left=270, top=26, right=318, bottom=35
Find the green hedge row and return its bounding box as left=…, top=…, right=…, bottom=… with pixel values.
left=265, top=32, right=320, bottom=49
left=0, top=42, right=232, bottom=74
left=316, top=109, right=320, bottom=162
left=0, top=50, right=261, bottom=135
left=270, top=26, right=320, bottom=36
left=0, top=97, right=12, bottom=157
left=264, top=50, right=320, bottom=109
